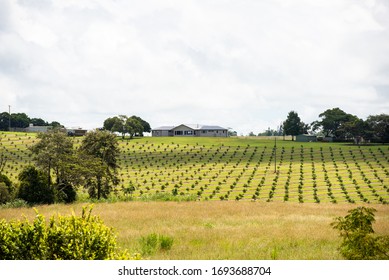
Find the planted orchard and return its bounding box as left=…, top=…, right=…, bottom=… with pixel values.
left=0, top=132, right=388, bottom=204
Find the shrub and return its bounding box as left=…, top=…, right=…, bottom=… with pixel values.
left=0, top=174, right=14, bottom=204
left=331, top=206, right=389, bottom=259
left=0, top=206, right=139, bottom=260
left=139, top=233, right=174, bottom=256
left=17, top=166, right=54, bottom=205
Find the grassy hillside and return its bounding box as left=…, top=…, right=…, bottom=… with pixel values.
left=1, top=132, right=388, bottom=204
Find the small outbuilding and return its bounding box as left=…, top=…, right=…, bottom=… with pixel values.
left=296, top=134, right=317, bottom=142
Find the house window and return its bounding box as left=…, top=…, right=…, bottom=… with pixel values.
left=184, top=131, right=193, bottom=135
left=175, top=131, right=183, bottom=135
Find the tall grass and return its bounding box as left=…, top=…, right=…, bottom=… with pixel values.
left=1, top=201, right=388, bottom=259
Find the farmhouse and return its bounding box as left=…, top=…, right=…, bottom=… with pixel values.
left=152, top=124, right=228, bottom=137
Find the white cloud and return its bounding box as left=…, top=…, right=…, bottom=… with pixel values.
left=0, top=0, right=388, bottom=134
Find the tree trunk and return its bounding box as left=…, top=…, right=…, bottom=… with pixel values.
left=97, top=176, right=102, bottom=200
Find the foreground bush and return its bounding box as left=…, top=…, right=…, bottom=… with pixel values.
left=331, top=206, right=389, bottom=259
left=0, top=206, right=140, bottom=260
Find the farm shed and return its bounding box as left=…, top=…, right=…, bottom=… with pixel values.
left=296, top=134, right=317, bottom=142
left=152, top=124, right=228, bottom=137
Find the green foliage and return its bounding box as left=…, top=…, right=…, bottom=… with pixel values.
left=29, top=130, right=74, bottom=185
left=331, top=206, right=389, bottom=259
left=0, top=173, right=14, bottom=204
left=139, top=233, right=174, bottom=256
left=0, top=182, right=12, bottom=204
left=0, top=206, right=139, bottom=260
left=0, top=199, right=28, bottom=209
left=283, top=111, right=305, bottom=140
left=140, top=192, right=197, bottom=202
left=18, top=166, right=55, bottom=205
left=79, top=130, right=120, bottom=200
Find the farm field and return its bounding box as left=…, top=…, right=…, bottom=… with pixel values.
left=1, top=132, right=389, bottom=259
left=1, top=132, right=388, bottom=204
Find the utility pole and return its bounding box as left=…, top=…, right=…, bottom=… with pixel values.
left=8, top=105, right=11, bottom=131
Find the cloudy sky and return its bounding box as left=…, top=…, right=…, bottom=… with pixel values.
left=1, top=0, right=388, bottom=135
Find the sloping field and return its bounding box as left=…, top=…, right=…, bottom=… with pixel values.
left=1, top=132, right=388, bottom=204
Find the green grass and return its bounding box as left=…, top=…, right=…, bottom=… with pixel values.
left=1, top=132, right=388, bottom=204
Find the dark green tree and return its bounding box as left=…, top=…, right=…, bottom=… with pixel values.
left=29, top=130, right=77, bottom=203
left=130, top=115, right=151, bottom=135
left=18, top=166, right=54, bottom=205
left=30, top=130, right=74, bottom=186
left=312, top=108, right=357, bottom=138
left=103, top=116, right=121, bottom=131
left=366, top=114, right=389, bottom=144
left=10, top=113, right=30, bottom=128
left=30, top=118, right=48, bottom=126
left=283, top=111, right=304, bottom=141
left=0, top=112, right=11, bottom=131
left=0, top=173, right=14, bottom=204
left=78, top=130, right=120, bottom=199
left=125, top=117, right=143, bottom=138
left=338, top=118, right=371, bottom=144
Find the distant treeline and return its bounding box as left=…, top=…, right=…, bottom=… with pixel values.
left=0, top=112, right=62, bottom=131
left=254, top=108, right=388, bottom=143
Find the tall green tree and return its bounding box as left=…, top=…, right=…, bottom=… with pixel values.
left=125, top=117, right=143, bottom=138
left=312, top=108, right=357, bottom=138
left=18, top=166, right=55, bottom=205
left=30, top=130, right=74, bottom=186
left=366, top=114, right=389, bottom=144
left=103, top=116, right=121, bottom=131
left=130, top=115, right=151, bottom=135
left=0, top=112, right=11, bottom=131
left=338, top=119, right=371, bottom=144
left=29, top=130, right=77, bottom=203
left=78, top=130, right=120, bottom=199
left=283, top=111, right=304, bottom=141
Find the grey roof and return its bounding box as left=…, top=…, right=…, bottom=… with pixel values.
left=152, top=126, right=175, bottom=130
left=152, top=124, right=227, bottom=131
left=196, top=125, right=227, bottom=130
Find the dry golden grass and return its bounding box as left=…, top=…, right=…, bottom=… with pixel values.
left=1, top=202, right=388, bottom=259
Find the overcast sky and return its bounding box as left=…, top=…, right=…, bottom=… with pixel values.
left=1, top=0, right=388, bottom=135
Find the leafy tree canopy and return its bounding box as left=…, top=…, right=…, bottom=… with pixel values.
left=78, top=130, right=120, bottom=199
left=312, top=108, right=357, bottom=138
left=283, top=111, right=305, bottom=140
left=366, top=114, right=389, bottom=144
left=103, top=115, right=150, bottom=138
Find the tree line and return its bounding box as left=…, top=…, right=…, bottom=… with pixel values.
left=258, top=108, right=388, bottom=143
left=0, top=129, right=120, bottom=205
left=0, top=112, right=62, bottom=131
